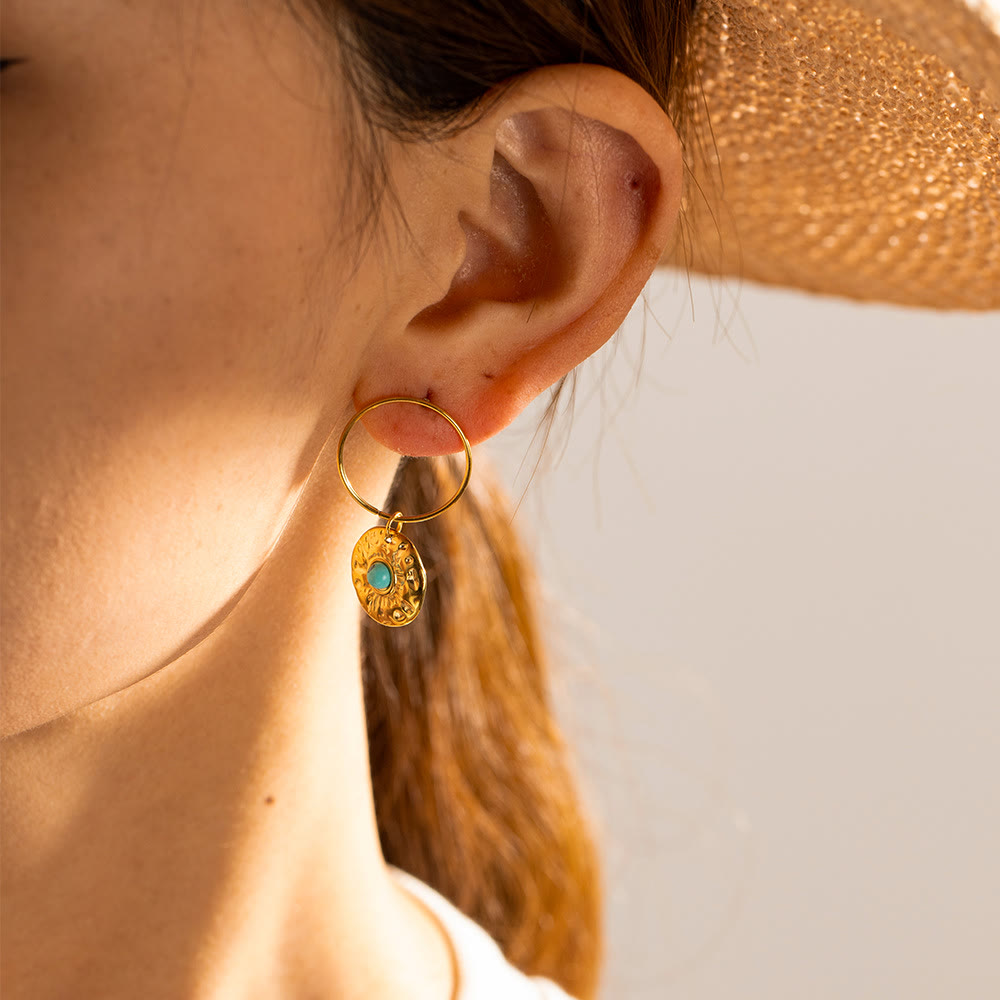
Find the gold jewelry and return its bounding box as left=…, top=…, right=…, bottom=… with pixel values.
left=337, top=397, right=472, bottom=627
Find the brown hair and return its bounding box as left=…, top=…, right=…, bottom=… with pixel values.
left=300, top=3, right=697, bottom=996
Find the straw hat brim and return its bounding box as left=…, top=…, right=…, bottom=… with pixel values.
left=660, top=0, right=1000, bottom=310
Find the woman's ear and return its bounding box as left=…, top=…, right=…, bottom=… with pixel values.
left=355, top=64, right=683, bottom=455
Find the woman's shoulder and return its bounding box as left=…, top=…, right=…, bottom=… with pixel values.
left=390, top=867, right=578, bottom=1000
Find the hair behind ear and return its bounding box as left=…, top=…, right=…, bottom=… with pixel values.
left=363, top=454, right=602, bottom=999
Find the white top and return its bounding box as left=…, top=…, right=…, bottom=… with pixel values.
left=391, top=867, right=577, bottom=1000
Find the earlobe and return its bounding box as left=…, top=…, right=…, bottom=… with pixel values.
left=355, top=65, right=683, bottom=457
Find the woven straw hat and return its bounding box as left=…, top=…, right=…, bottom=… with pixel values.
left=661, top=0, right=1000, bottom=309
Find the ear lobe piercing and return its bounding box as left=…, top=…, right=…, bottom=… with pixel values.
left=336, top=397, right=472, bottom=627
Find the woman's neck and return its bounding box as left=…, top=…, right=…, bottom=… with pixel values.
left=0, top=443, right=454, bottom=1000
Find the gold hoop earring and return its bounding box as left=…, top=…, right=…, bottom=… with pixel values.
left=337, top=397, right=472, bottom=627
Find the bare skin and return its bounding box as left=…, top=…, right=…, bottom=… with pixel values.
left=0, top=1, right=682, bottom=997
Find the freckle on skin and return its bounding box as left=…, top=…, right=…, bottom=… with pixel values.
left=265, top=796, right=275, bottom=805
left=482, top=372, right=495, bottom=380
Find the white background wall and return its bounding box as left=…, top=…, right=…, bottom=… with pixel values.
left=485, top=271, right=999, bottom=1000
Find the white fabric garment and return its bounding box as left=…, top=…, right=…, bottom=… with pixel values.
left=390, top=868, right=577, bottom=1000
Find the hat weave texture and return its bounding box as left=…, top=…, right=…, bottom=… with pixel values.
left=662, top=0, right=1000, bottom=309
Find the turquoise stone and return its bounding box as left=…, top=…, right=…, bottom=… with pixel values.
left=367, top=561, right=392, bottom=591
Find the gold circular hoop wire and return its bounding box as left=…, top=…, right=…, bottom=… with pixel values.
left=337, top=397, right=472, bottom=525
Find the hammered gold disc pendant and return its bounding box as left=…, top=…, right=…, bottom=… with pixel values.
left=350, top=522, right=427, bottom=627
